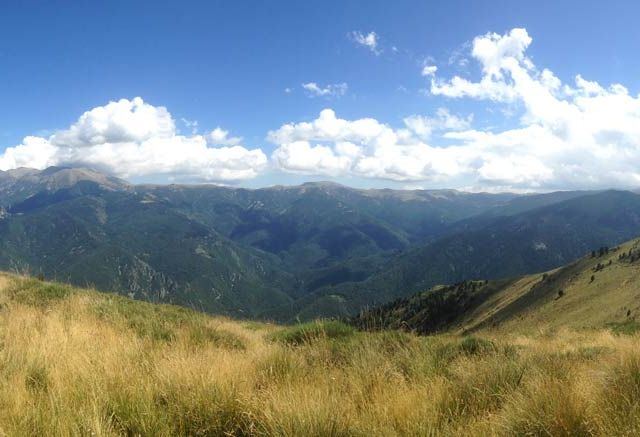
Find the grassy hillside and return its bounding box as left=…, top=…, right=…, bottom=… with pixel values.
left=351, top=236, right=640, bottom=336
left=2, top=274, right=640, bottom=435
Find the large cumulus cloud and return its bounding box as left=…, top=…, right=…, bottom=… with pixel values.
left=0, top=97, right=267, bottom=182
left=270, top=28, right=640, bottom=190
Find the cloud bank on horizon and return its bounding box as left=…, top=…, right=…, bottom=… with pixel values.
left=2, top=28, right=640, bottom=190
left=0, top=97, right=267, bottom=182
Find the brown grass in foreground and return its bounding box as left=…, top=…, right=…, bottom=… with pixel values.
left=0, top=274, right=639, bottom=436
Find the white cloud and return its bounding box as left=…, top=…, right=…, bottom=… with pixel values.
left=425, top=27, right=640, bottom=189
left=272, top=141, right=355, bottom=176
left=209, top=127, right=243, bottom=146
left=6, top=28, right=639, bottom=191
left=301, top=82, right=348, bottom=98
left=430, top=28, right=532, bottom=102
left=269, top=27, right=640, bottom=190
left=181, top=118, right=199, bottom=134
left=421, top=65, right=438, bottom=77
left=349, top=31, right=381, bottom=55
left=0, top=97, right=266, bottom=182
left=448, top=41, right=471, bottom=68
left=50, top=97, right=176, bottom=148
left=404, top=108, right=472, bottom=139
left=268, top=108, right=468, bottom=182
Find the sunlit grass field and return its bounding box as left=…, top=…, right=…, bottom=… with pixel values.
left=1, top=273, right=639, bottom=436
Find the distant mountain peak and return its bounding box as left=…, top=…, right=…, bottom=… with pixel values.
left=4, top=167, right=41, bottom=179
left=39, top=165, right=73, bottom=176
left=301, top=181, right=347, bottom=188
left=0, top=166, right=130, bottom=199
left=29, top=166, right=130, bottom=191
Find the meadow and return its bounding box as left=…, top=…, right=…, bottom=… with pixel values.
left=0, top=274, right=639, bottom=436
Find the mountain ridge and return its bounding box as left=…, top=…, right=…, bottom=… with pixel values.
left=0, top=165, right=637, bottom=321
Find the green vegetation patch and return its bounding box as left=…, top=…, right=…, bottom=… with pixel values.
left=5, top=277, right=74, bottom=308
left=187, top=324, right=245, bottom=350
left=92, top=295, right=192, bottom=342
left=458, top=336, right=497, bottom=355
left=24, top=364, right=49, bottom=394
left=242, top=321, right=270, bottom=331
left=92, top=294, right=245, bottom=349
left=269, top=320, right=355, bottom=346
left=607, top=321, right=640, bottom=336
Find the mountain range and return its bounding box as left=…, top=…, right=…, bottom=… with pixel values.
left=0, top=165, right=638, bottom=320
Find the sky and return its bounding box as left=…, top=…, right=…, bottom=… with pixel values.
left=1, top=1, right=640, bottom=191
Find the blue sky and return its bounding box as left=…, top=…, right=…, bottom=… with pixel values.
left=1, top=1, right=640, bottom=190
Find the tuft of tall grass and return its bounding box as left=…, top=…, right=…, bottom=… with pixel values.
left=591, top=353, right=640, bottom=435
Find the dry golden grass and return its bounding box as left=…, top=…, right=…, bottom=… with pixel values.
left=0, top=273, right=640, bottom=436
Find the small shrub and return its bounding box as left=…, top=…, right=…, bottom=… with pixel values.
left=269, top=320, right=355, bottom=345
left=608, top=321, right=640, bottom=336
left=7, top=278, right=73, bottom=308
left=428, top=340, right=461, bottom=370
left=92, top=295, right=199, bottom=342
left=132, top=321, right=176, bottom=342
left=187, top=324, right=246, bottom=350
left=458, top=336, right=496, bottom=355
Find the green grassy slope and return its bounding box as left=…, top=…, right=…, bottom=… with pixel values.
left=351, top=236, right=640, bottom=335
